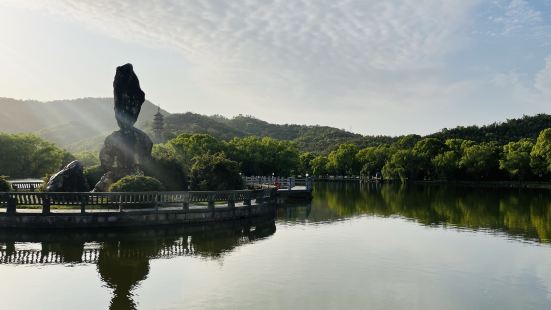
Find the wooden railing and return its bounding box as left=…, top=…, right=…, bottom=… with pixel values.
left=244, top=176, right=312, bottom=191
left=0, top=188, right=275, bottom=215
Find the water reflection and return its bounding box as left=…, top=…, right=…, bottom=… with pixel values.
left=0, top=217, right=276, bottom=310
left=279, top=182, right=551, bottom=243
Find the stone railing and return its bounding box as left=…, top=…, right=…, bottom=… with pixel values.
left=244, top=176, right=312, bottom=191
left=8, top=180, right=44, bottom=191
left=0, top=188, right=275, bottom=215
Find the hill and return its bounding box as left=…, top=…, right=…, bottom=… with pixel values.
left=1, top=97, right=551, bottom=154
left=0, top=97, right=167, bottom=152
left=429, top=114, right=551, bottom=144
left=159, top=113, right=395, bottom=153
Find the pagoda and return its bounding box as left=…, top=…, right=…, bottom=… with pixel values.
left=153, top=106, right=164, bottom=143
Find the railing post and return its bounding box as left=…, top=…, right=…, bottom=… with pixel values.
left=80, top=195, right=86, bottom=214
left=243, top=192, right=251, bottom=206
left=227, top=193, right=235, bottom=208
left=6, top=196, right=16, bottom=215
left=183, top=194, right=190, bottom=211
left=288, top=177, right=292, bottom=191
left=42, top=197, right=50, bottom=214
left=208, top=195, right=215, bottom=210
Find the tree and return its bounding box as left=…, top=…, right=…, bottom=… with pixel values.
left=412, top=138, right=447, bottom=179
left=530, top=128, right=551, bottom=177
left=226, top=137, right=299, bottom=176
left=310, top=156, right=329, bottom=176
left=356, top=146, right=389, bottom=177
left=327, top=144, right=360, bottom=175
left=74, top=151, right=100, bottom=168
left=432, top=151, right=460, bottom=180
left=382, top=150, right=421, bottom=181
left=500, top=138, right=534, bottom=180
left=169, top=134, right=225, bottom=170
left=298, top=152, right=316, bottom=175
left=459, top=142, right=501, bottom=179
left=190, top=153, right=243, bottom=190
left=394, top=134, right=422, bottom=149
left=0, top=133, right=74, bottom=178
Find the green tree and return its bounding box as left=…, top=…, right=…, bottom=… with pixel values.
left=459, top=142, right=501, bottom=179
left=356, top=146, right=390, bottom=177
left=382, top=149, right=421, bottom=181
left=412, top=138, right=447, bottom=179
left=75, top=151, right=100, bottom=167
left=432, top=151, right=460, bottom=180
left=169, top=134, right=225, bottom=170
left=500, top=138, right=534, bottom=180
left=190, top=153, right=243, bottom=190
left=227, top=137, right=299, bottom=176
left=0, top=133, right=74, bottom=178
left=298, top=152, right=316, bottom=175
left=530, top=128, right=551, bottom=177
left=310, top=156, right=329, bottom=176
left=327, top=144, right=360, bottom=175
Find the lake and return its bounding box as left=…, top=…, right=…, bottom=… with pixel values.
left=1, top=182, right=551, bottom=310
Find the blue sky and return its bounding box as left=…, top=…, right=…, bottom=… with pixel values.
left=1, top=0, right=551, bottom=136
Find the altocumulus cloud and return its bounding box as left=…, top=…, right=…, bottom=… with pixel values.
left=3, top=0, right=551, bottom=135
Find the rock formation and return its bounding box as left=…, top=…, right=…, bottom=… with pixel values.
left=46, top=160, right=89, bottom=192
left=114, top=64, right=145, bottom=130
left=93, top=64, right=153, bottom=192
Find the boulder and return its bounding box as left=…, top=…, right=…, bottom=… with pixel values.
left=94, top=127, right=153, bottom=191
left=46, top=160, right=90, bottom=192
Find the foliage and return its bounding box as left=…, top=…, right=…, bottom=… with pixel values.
left=84, top=165, right=105, bottom=190
left=530, top=128, right=551, bottom=177
left=226, top=136, right=299, bottom=176
left=356, top=146, right=389, bottom=177
left=298, top=152, right=316, bottom=175
left=169, top=134, right=225, bottom=170
left=144, top=147, right=188, bottom=191
left=0, top=176, right=10, bottom=192
left=190, top=153, right=243, bottom=191
left=382, top=150, right=421, bottom=181
left=327, top=144, right=360, bottom=175
left=0, top=133, right=74, bottom=178
left=74, top=151, right=100, bottom=167
left=459, top=142, right=501, bottom=180
left=500, top=139, right=534, bottom=180
left=310, top=156, right=329, bottom=176
left=109, top=175, right=163, bottom=192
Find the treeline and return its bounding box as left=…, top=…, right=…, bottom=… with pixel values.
left=4, top=125, right=551, bottom=185
left=309, top=128, right=551, bottom=182
left=156, top=113, right=551, bottom=155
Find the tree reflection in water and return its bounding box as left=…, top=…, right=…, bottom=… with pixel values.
left=0, top=217, right=276, bottom=310
left=279, top=182, right=551, bottom=243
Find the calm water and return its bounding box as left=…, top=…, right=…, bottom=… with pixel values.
left=1, top=183, right=551, bottom=310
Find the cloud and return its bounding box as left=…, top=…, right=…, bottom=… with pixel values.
left=3, top=0, right=550, bottom=135
left=1, top=1, right=479, bottom=106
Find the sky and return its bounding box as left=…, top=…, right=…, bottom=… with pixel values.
left=1, top=0, right=551, bottom=136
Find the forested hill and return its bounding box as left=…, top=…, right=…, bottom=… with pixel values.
left=0, top=97, right=167, bottom=151
left=161, top=113, right=395, bottom=153
left=1, top=97, right=551, bottom=153
left=429, top=114, right=551, bottom=144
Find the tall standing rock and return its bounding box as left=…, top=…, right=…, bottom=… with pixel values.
left=114, top=63, right=145, bottom=130
left=93, top=64, right=153, bottom=192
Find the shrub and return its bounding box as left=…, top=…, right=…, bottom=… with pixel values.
left=143, top=157, right=188, bottom=191
left=84, top=165, right=106, bottom=190
left=109, top=175, right=164, bottom=192
left=0, top=176, right=11, bottom=192
left=190, top=153, right=243, bottom=191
